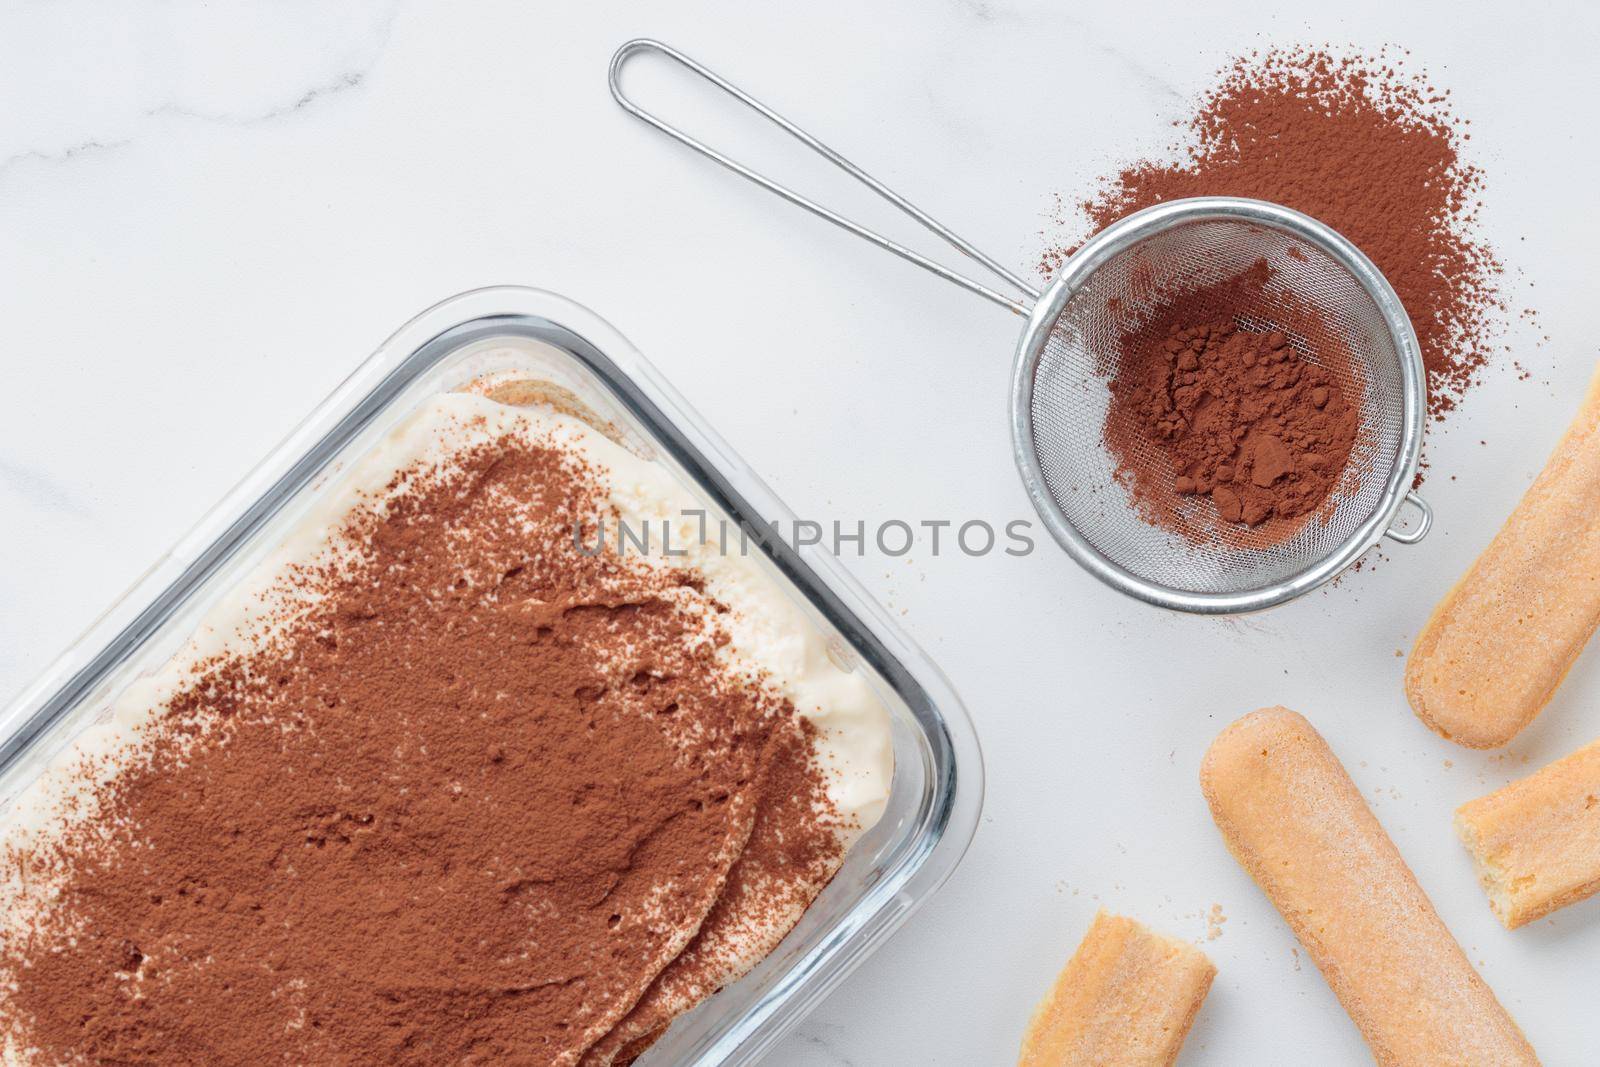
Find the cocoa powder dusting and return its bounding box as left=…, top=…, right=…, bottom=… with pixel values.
left=1104, top=260, right=1362, bottom=537
left=583, top=716, right=844, bottom=1066
left=1045, top=47, right=1510, bottom=423
left=0, top=419, right=843, bottom=1064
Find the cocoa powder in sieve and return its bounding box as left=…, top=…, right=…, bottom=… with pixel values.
left=1045, top=47, right=1509, bottom=423
left=0, top=422, right=841, bottom=1065
left=1104, top=260, right=1362, bottom=536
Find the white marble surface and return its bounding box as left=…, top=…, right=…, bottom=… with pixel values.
left=4, top=1, right=1599, bottom=1063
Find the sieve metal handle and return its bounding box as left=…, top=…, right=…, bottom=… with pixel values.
left=609, top=38, right=1040, bottom=316
left=1383, top=490, right=1433, bottom=544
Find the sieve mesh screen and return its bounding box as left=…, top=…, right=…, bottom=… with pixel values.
left=1029, top=218, right=1407, bottom=595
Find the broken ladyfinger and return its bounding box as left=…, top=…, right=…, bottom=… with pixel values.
left=1456, top=736, right=1600, bottom=929
left=1018, top=911, right=1214, bottom=1067
left=1406, top=359, right=1600, bottom=748
left=1201, top=707, right=1537, bottom=1066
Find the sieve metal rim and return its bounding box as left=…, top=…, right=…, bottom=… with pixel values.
left=1009, top=196, right=1426, bottom=614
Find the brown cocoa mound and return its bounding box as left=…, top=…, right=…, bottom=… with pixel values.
left=1105, top=262, right=1362, bottom=537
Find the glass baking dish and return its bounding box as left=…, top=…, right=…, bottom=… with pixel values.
left=0, top=287, right=983, bottom=1065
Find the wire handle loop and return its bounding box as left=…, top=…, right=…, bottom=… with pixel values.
left=609, top=38, right=1038, bottom=316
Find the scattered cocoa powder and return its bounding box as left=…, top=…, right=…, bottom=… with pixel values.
left=0, top=419, right=842, bottom=1065
left=1104, top=260, right=1362, bottom=537
left=1044, top=47, right=1510, bottom=424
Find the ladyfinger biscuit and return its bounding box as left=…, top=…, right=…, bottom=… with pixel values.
left=1201, top=708, right=1537, bottom=1066
left=1456, top=736, right=1600, bottom=928
left=1406, top=362, right=1600, bottom=748
left=1018, top=911, right=1214, bottom=1067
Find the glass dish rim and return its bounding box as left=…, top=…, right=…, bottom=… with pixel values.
left=0, top=285, right=985, bottom=1064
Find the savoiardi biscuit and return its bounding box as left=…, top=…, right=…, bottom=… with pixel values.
left=1456, top=736, right=1600, bottom=929
left=1406, top=360, right=1600, bottom=748
left=1018, top=911, right=1214, bottom=1067
left=1201, top=707, right=1537, bottom=1066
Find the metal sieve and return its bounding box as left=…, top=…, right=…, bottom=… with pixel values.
left=611, top=39, right=1431, bottom=614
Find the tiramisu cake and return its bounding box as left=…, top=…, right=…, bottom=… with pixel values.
left=0, top=378, right=893, bottom=1065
